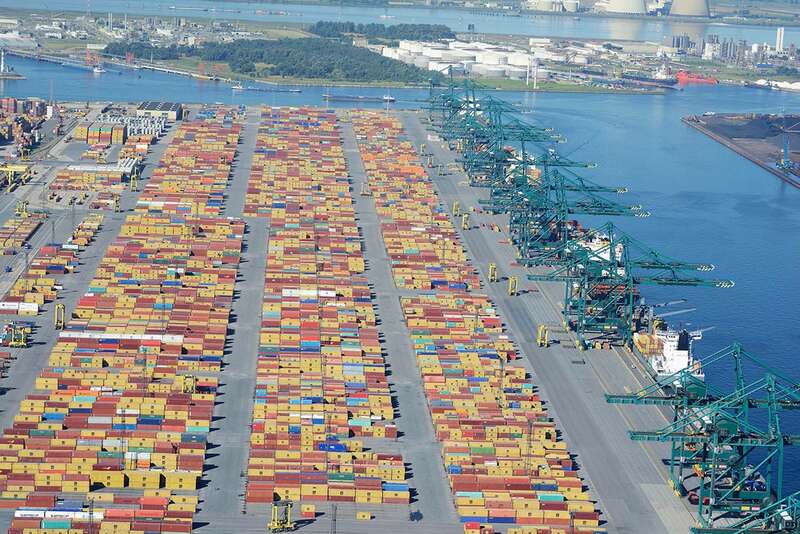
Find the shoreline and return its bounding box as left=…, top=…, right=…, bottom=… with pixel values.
left=3, top=1, right=799, bottom=33
left=7, top=48, right=665, bottom=95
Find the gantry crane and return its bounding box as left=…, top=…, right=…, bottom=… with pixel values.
left=607, top=343, right=800, bottom=529
left=0, top=163, right=31, bottom=191
left=691, top=490, right=800, bottom=533
left=527, top=222, right=733, bottom=348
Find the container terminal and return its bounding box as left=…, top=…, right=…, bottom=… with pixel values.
left=0, top=91, right=796, bottom=534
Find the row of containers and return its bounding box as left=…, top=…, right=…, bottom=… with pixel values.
left=243, top=107, right=410, bottom=506
left=5, top=105, right=248, bottom=533
left=82, top=124, right=127, bottom=147
left=135, top=109, right=240, bottom=217
left=0, top=213, right=104, bottom=317
left=0, top=216, right=43, bottom=256
left=348, top=111, right=603, bottom=532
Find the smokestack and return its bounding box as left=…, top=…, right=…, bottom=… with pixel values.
left=669, top=0, right=709, bottom=17
left=606, top=0, right=646, bottom=14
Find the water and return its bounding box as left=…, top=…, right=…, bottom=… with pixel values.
left=9, top=0, right=800, bottom=44
left=2, top=54, right=800, bottom=493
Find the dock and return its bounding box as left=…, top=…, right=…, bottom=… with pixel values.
left=0, top=102, right=702, bottom=534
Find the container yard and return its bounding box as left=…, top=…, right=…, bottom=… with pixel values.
left=0, top=97, right=794, bottom=534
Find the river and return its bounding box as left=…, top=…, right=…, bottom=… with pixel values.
left=2, top=53, right=800, bottom=495
left=7, top=0, right=800, bottom=44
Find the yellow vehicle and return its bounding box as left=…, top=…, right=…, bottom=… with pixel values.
left=507, top=276, right=518, bottom=296
left=536, top=325, right=550, bottom=348
left=488, top=262, right=497, bottom=283
left=54, top=304, right=66, bottom=330
left=268, top=500, right=294, bottom=532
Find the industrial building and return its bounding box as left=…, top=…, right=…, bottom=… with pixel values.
left=136, top=101, right=183, bottom=121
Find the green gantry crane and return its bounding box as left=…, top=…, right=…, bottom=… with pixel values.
left=691, top=490, right=800, bottom=533
left=607, top=343, right=800, bottom=531
left=526, top=222, right=733, bottom=348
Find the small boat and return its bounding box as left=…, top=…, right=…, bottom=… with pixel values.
left=92, top=65, right=106, bottom=74
left=231, top=83, right=244, bottom=91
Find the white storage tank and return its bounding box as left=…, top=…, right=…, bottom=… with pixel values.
left=505, top=66, right=528, bottom=79
left=423, top=46, right=445, bottom=59
left=397, top=51, right=414, bottom=64
left=507, top=52, right=533, bottom=67
left=413, top=56, right=429, bottom=68
left=476, top=50, right=508, bottom=65
left=472, top=64, right=507, bottom=78
left=529, top=37, right=552, bottom=47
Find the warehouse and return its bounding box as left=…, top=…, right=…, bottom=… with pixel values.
left=136, top=101, right=184, bottom=121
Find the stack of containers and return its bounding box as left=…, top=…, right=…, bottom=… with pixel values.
left=93, top=114, right=166, bottom=138
left=86, top=125, right=115, bottom=146
left=1, top=107, right=246, bottom=533
left=244, top=107, right=408, bottom=507
left=74, top=122, right=91, bottom=142
left=90, top=192, right=122, bottom=211
left=0, top=217, right=43, bottom=255
left=49, top=168, right=126, bottom=191
left=67, top=213, right=105, bottom=249
left=350, top=111, right=602, bottom=532
left=136, top=105, right=242, bottom=217
left=119, top=134, right=156, bottom=161
left=8, top=494, right=198, bottom=533
left=354, top=127, right=479, bottom=291
left=1, top=214, right=104, bottom=314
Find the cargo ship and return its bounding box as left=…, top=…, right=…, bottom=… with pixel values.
left=231, top=83, right=301, bottom=94
left=633, top=327, right=704, bottom=382
left=0, top=49, right=24, bottom=80
left=622, top=66, right=677, bottom=87
left=676, top=71, right=719, bottom=85
left=323, top=94, right=396, bottom=103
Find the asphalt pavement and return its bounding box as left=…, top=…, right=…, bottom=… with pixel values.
left=397, top=110, right=695, bottom=534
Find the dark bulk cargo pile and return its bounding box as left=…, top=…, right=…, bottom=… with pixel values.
left=244, top=107, right=409, bottom=508
left=4, top=105, right=246, bottom=534
left=350, top=111, right=602, bottom=533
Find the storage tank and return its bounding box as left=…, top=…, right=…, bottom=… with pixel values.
left=425, top=48, right=444, bottom=59
left=472, top=64, right=507, bottom=78
left=507, top=52, right=533, bottom=67
left=529, top=37, right=552, bottom=47
left=397, top=51, right=414, bottom=64
left=605, top=0, right=646, bottom=14
left=413, top=56, right=429, bottom=68
left=669, top=0, right=709, bottom=17
left=476, top=50, right=508, bottom=65
left=441, top=49, right=476, bottom=62
left=505, top=66, right=528, bottom=79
